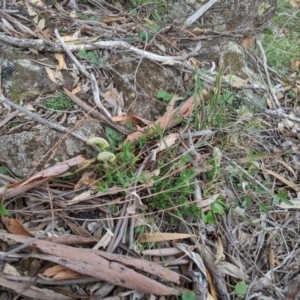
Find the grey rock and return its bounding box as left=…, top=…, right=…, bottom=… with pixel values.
left=0, top=118, right=103, bottom=177
left=0, top=43, right=73, bottom=101
left=109, top=53, right=185, bottom=121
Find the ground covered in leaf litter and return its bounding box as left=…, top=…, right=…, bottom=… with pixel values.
left=0, top=0, right=300, bottom=299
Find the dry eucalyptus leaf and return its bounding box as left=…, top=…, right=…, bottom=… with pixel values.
left=139, top=233, right=194, bottom=243
left=214, top=236, right=225, bottom=264
left=153, top=133, right=179, bottom=152
left=3, top=263, right=21, bottom=276
left=42, top=265, right=82, bottom=280
left=175, top=243, right=207, bottom=280
left=217, top=261, right=248, bottom=280
left=127, top=192, right=145, bottom=214
left=93, top=230, right=113, bottom=250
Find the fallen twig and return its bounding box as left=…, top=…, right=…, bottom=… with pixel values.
left=0, top=156, right=86, bottom=199
left=107, top=153, right=152, bottom=253
left=54, top=29, right=111, bottom=118
left=184, top=0, right=218, bottom=26
left=0, top=96, right=100, bottom=151
left=263, top=108, right=300, bottom=124
left=0, top=274, right=100, bottom=286
left=256, top=40, right=281, bottom=108
left=0, top=223, right=55, bottom=261
left=63, top=87, right=129, bottom=135
left=0, top=33, right=199, bottom=63
left=0, top=232, right=181, bottom=296
left=0, top=110, right=19, bottom=128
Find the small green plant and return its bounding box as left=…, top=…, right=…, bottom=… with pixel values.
left=259, top=202, right=269, bottom=215
left=156, top=90, right=174, bottom=102
left=138, top=31, right=152, bottom=41
left=127, top=0, right=169, bottom=22
left=87, top=136, right=116, bottom=164
left=201, top=210, right=215, bottom=224
left=219, top=90, right=236, bottom=105
left=0, top=166, right=8, bottom=175
left=44, top=92, right=73, bottom=111
left=149, top=159, right=202, bottom=221
left=201, top=197, right=227, bottom=224
left=77, top=50, right=105, bottom=65
left=0, top=205, right=10, bottom=216
left=241, top=196, right=252, bottom=208
left=104, top=127, right=125, bottom=152
left=94, top=130, right=144, bottom=191
left=272, top=192, right=293, bottom=206
left=182, top=290, right=196, bottom=300
left=76, top=12, right=97, bottom=21
left=235, top=280, right=248, bottom=299
left=193, top=69, right=231, bottom=130
left=262, top=0, right=300, bottom=74
left=86, top=133, right=140, bottom=191
left=8, top=122, right=22, bottom=128
left=211, top=197, right=226, bottom=214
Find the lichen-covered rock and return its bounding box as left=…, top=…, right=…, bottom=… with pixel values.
left=109, top=53, right=185, bottom=120
left=0, top=119, right=103, bottom=177
left=0, top=42, right=73, bottom=101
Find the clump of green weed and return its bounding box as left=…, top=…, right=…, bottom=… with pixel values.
left=262, top=0, right=300, bottom=74
left=149, top=156, right=202, bottom=221
left=0, top=205, right=10, bottom=216
left=76, top=12, right=97, bottom=21
left=96, top=127, right=202, bottom=220
left=156, top=90, right=174, bottom=102
left=44, top=92, right=73, bottom=111
left=77, top=50, right=105, bottom=65
left=124, top=0, right=169, bottom=24
left=96, top=128, right=144, bottom=191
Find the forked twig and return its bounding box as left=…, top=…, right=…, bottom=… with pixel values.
left=0, top=96, right=100, bottom=151
left=54, top=28, right=111, bottom=119
left=184, top=0, right=218, bottom=26
left=256, top=40, right=281, bottom=109
left=0, top=223, right=55, bottom=262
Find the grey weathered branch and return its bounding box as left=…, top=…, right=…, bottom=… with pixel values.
left=184, top=0, right=218, bottom=26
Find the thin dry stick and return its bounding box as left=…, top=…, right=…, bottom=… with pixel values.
left=224, top=156, right=272, bottom=195
left=54, top=28, right=112, bottom=119
left=0, top=96, right=100, bottom=151
left=106, top=202, right=128, bottom=253
left=46, top=182, right=55, bottom=242
left=256, top=40, right=281, bottom=108
left=0, top=223, right=55, bottom=261
left=184, top=0, right=218, bottom=26
left=245, top=276, right=259, bottom=300
left=63, top=87, right=129, bottom=134
left=0, top=34, right=197, bottom=63
left=128, top=157, right=151, bottom=248
left=2, top=274, right=100, bottom=286
left=0, top=110, right=19, bottom=128
left=263, top=108, right=300, bottom=123
left=0, top=66, right=2, bottom=96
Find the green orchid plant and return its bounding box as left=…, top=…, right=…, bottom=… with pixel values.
left=86, top=137, right=116, bottom=162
